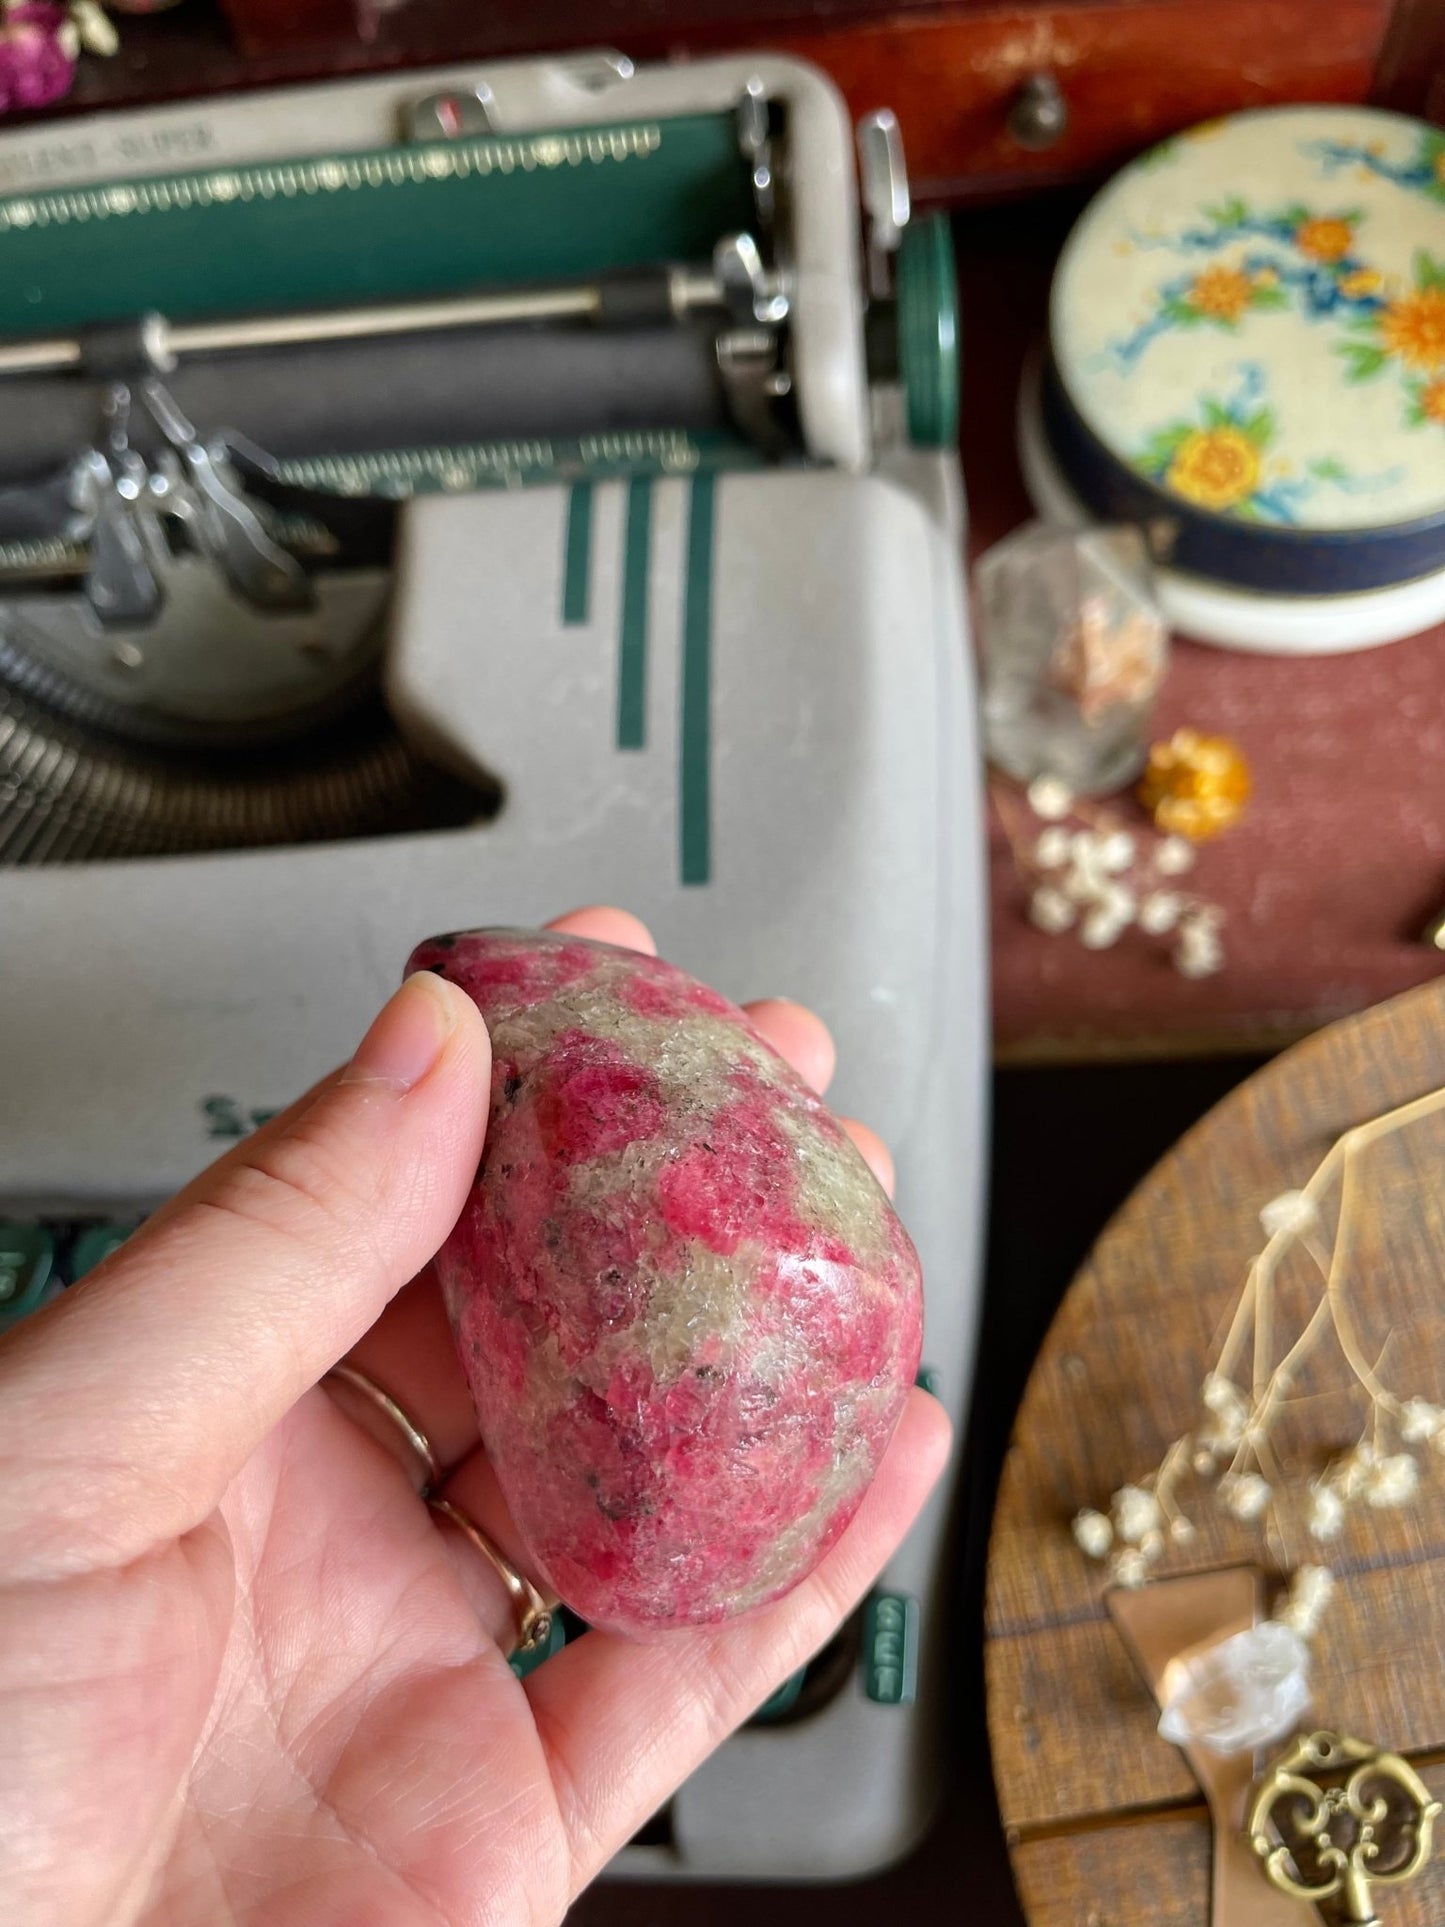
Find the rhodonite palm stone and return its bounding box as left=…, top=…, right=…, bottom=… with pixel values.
left=406, top=928, right=924, bottom=1636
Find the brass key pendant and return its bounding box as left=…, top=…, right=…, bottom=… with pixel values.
left=1248, top=1731, right=1441, bottom=1926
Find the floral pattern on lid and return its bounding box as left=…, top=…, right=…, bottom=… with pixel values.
left=1051, top=106, right=1445, bottom=534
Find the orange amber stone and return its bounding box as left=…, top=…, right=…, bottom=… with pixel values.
left=1139, top=728, right=1251, bottom=840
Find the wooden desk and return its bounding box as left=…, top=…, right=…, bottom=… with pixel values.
left=985, top=975, right=1445, bottom=1925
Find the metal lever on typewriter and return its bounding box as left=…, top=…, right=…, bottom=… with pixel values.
left=136, top=377, right=313, bottom=614
left=856, top=110, right=911, bottom=301
left=713, top=232, right=794, bottom=456
left=74, top=422, right=165, bottom=627
left=736, top=76, right=776, bottom=238
left=0, top=330, right=318, bottom=624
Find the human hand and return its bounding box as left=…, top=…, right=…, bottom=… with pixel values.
left=0, top=906, right=950, bottom=1926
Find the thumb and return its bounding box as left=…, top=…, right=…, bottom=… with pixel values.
left=0, top=971, right=489, bottom=1582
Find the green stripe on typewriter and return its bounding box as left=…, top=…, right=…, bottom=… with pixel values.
left=679, top=471, right=716, bottom=887
left=562, top=481, right=594, bottom=625
left=616, top=475, right=653, bottom=750
left=0, top=115, right=753, bottom=336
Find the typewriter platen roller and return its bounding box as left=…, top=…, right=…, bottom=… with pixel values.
left=0, top=53, right=986, bottom=1883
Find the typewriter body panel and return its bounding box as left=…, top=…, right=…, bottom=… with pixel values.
left=0, top=52, right=986, bottom=1881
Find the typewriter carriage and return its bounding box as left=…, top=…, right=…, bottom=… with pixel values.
left=0, top=55, right=958, bottom=865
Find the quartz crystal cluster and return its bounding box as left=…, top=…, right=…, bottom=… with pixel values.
left=408, top=929, right=924, bottom=1636
left=1158, top=1620, right=1313, bottom=1755
left=978, top=523, right=1167, bottom=794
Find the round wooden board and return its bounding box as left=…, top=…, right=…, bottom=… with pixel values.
left=983, top=973, right=1445, bottom=1927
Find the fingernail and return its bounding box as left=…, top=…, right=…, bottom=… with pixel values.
left=343, top=972, right=459, bottom=1090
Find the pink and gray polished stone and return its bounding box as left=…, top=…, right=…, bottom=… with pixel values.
left=406, top=929, right=924, bottom=1638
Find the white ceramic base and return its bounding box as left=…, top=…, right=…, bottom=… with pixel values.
left=1016, top=359, right=1445, bottom=655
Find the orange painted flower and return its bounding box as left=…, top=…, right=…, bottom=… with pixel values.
left=1338, top=267, right=1383, bottom=299
left=1187, top=266, right=1254, bottom=323
left=1294, top=216, right=1353, bottom=262
left=1166, top=427, right=1261, bottom=511
left=1379, top=288, right=1445, bottom=371
left=1422, top=379, right=1445, bottom=426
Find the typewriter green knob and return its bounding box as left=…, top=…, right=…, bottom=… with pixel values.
left=897, top=214, right=960, bottom=449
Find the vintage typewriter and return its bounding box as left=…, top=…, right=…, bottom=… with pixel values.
left=0, top=51, right=986, bottom=1880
